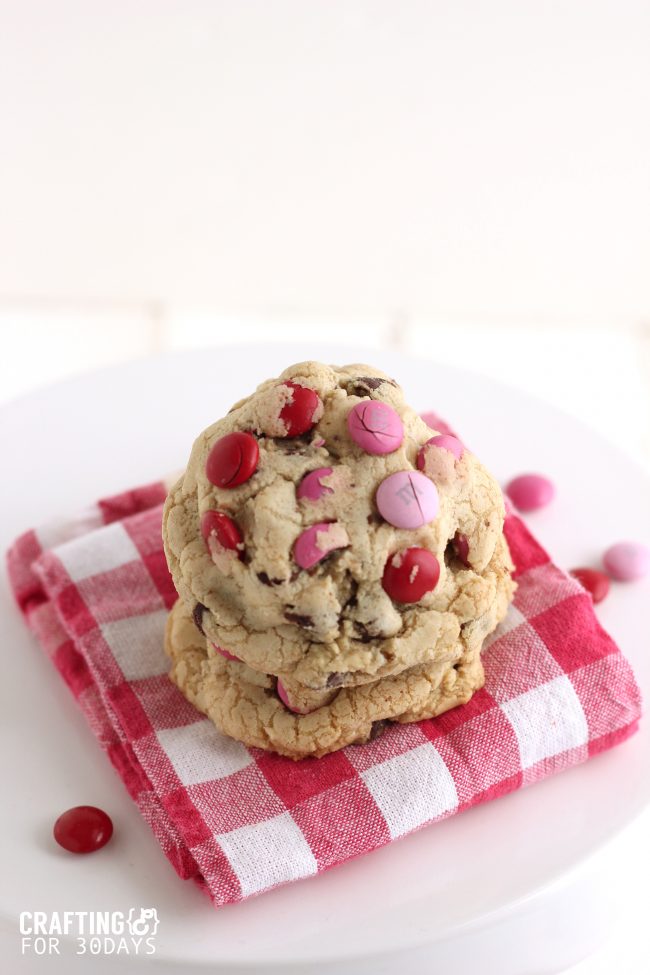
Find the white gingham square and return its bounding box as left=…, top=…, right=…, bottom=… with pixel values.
left=101, top=609, right=169, bottom=680
left=501, top=675, right=589, bottom=769
left=56, top=520, right=140, bottom=581
left=362, top=743, right=458, bottom=838
left=482, top=603, right=527, bottom=648
left=217, top=811, right=317, bottom=896
left=157, top=719, right=253, bottom=785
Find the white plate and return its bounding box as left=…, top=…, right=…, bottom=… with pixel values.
left=1, top=345, right=648, bottom=972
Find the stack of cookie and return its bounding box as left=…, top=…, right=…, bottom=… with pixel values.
left=163, top=361, right=515, bottom=759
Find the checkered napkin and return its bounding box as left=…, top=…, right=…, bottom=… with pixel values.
left=6, top=481, right=642, bottom=908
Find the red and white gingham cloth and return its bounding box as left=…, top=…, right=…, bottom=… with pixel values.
left=6, top=480, right=642, bottom=908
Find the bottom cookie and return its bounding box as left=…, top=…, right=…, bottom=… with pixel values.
left=165, top=598, right=496, bottom=759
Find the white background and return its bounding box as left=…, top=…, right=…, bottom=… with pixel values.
left=0, top=2, right=648, bottom=972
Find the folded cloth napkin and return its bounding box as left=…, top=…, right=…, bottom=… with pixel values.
left=7, top=479, right=642, bottom=908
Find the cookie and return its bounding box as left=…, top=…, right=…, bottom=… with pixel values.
left=163, top=361, right=513, bottom=691
left=196, top=529, right=513, bottom=704
left=164, top=596, right=506, bottom=760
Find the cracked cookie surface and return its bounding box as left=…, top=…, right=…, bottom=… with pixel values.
left=165, top=596, right=513, bottom=759
left=163, top=361, right=514, bottom=691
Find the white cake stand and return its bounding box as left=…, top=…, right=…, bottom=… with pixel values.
left=1, top=344, right=648, bottom=974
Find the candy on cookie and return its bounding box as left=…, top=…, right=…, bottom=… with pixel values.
left=162, top=361, right=516, bottom=758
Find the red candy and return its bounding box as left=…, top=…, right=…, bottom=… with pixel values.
left=382, top=547, right=440, bottom=603
left=570, top=567, right=610, bottom=604
left=201, top=510, right=244, bottom=559
left=279, top=382, right=322, bottom=437
left=53, top=806, right=113, bottom=854
left=206, top=432, right=259, bottom=488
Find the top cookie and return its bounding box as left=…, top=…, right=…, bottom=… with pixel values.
left=162, top=361, right=508, bottom=689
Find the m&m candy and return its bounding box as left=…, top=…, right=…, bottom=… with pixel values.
left=201, top=510, right=244, bottom=559
left=603, top=542, right=650, bottom=582
left=347, top=401, right=404, bottom=455
left=382, top=548, right=440, bottom=603
left=279, top=382, right=323, bottom=437
left=53, top=806, right=113, bottom=854
left=297, top=467, right=334, bottom=502
left=206, top=432, right=259, bottom=488
left=211, top=641, right=241, bottom=662
left=505, top=473, right=555, bottom=512
left=294, top=522, right=349, bottom=569
left=376, top=471, right=439, bottom=529
left=277, top=678, right=313, bottom=714
left=417, top=435, right=464, bottom=469
left=570, top=567, right=610, bottom=604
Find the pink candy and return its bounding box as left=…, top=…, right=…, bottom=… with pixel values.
left=376, top=471, right=439, bottom=529
left=297, top=467, right=334, bottom=502
left=294, top=522, right=349, bottom=569
left=417, top=434, right=464, bottom=470
left=347, top=401, right=404, bottom=455
left=603, top=542, right=650, bottom=581
left=210, top=642, right=240, bottom=662
left=505, top=473, right=555, bottom=512
left=428, top=434, right=464, bottom=459
left=277, top=678, right=312, bottom=715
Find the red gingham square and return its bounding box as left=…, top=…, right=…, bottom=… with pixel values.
left=99, top=482, right=168, bottom=525
left=188, top=766, right=287, bottom=835
left=569, top=655, right=641, bottom=745
left=292, top=777, right=391, bottom=868
left=53, top=583, right=98, bottom=638
left=54, top=640, right=96, bottom=697
left=76, top=562, right=164, bottom=623
left=6, top=528, right=44, bottom=611
left=433, top=707, right=522, bottom=805
left=254, top=748, right=357, bottom=807
left=161, top=787, right=214, bottom=848
left=133, top=673, right=205, bottom=730
left=5, top=475, right=642, bottom=909
left=344, top=719, right=430, bottom=772
left=531, top=593, right=617, bottom=673
left=482, top=619, right=563, bottom=702
left=503, top=517, right=549, bottom=576
left=513, top=563, right=583, bottom=620
left=107, top=680, right=155, bottom=740
left=422, top=686, right=498, bottom=740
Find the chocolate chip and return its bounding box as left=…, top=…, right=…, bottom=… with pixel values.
left=367, top=512, right=382, bottom=525
left=343, top=577, right=359, bottom=611
left=444, top=540, right=455, bottom=567
left=284, top=611, right=315, bottom=628
left=358, top=376, right=385, bottom=389
left=350, top=719, right=390, bottom=746
left=368, top=719, right=389, bottom=741
left=192, top=602, right=207, bottom=635
left=326, top=672, right=350, bottom=688
left=345, top=376, right=396, bottom=397
left=279, top=434, right=312, bottom=453
left=352, top=621, right=374, bottom=643
left=257, top=571, right=285, bottom=586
